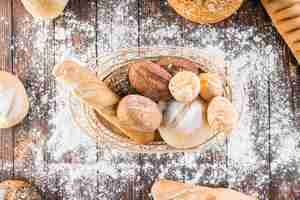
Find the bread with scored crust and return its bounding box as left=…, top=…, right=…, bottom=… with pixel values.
left=52, top=59, right=120, bottom=109
left=151, top=179, right=256, bottom=200
left=261, top=0, right=300, bottom=63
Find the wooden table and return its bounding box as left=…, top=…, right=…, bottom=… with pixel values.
left=0, top=0, right=299, bottom=199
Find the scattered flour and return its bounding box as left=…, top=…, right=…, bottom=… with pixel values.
left=0, top=0, right=299, bottom=199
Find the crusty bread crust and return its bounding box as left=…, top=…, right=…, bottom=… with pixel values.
left=151, top=179, right=256, bottom=200
left=168, top=0, right=244, bottom=24
left=261, top=0, right=300, bottom=63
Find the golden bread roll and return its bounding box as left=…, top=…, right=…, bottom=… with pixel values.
left=52, top=59, right=99, bottom=85
left=199, top=73, right=224, bottom=101
left=0, top=71, right=29, bottom=129
left=96, top=107, right=156, bottom=144
left=207, top=96, right=239, bottom=134
left=21, top=0, right=69, bottom=19
left=52, top=59, right=120, bottom=108
left=168, top=0, right=244, bottom=24
left=169, top=71, right=201, bottom=103
left=0, top=180, right=41, bottom=200
left=261, top=0, right=300, bottom=63
left=151, top=179, right=256, bottom=200
left=117, top=95, right=162, bottom=133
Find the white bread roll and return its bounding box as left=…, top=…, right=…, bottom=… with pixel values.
left=21, top=0, right=69, bottom=19
left=0, top=71, right=29, bottom=129
left=159, top=99, right=215, bottom=149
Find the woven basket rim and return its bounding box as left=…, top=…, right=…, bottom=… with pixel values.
left=69, top=47, right=243, bottom=153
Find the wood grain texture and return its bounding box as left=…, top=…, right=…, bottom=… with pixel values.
left=138, top=1, right=186, bottom=199
left=53, top=1, right=99, bottom=199
left=96, top=1, right=141, bottom=199
left=0, top=0, right=14, bottom=180
left=12, top=0, right=56, bottom=199
left=226, top=1, right=271, bottom=199
left=0, top=0, right=298, bottom=199
left=268, top=22, right=300, bottom=200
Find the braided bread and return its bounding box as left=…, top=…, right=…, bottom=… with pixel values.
left=261, top=0, right=300, bottom=63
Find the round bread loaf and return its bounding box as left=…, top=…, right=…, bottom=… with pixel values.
left=0, top=180, right=41, bottom=200
left=21, top=0, right=69, bottom=19
left=0, top=71, right=29, bottom=129
left=207, top=96, right=238, bottom=133
left=168, top=0, right=243, bottom=24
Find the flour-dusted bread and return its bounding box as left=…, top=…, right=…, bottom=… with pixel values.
left=159, top=99, right=215, bottom=149
left=261, top=0, right=300, bottom=63
left=168, top=0, right=244, bottom=24
left=0, top=180, right=41, bottom=200
left=151, top=179, right=256, bottom=200
left=21, top=0, right=69, bottom=19
left=0, top=71, right=29, bottom=129
left=52, top=59, right=120, bottom=109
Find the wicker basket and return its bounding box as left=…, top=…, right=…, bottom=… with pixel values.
left=69, top=47, right=243, bottom=153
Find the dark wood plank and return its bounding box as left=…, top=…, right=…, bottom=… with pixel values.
left=268, top=17, right=300, bottom=200
left=138, top=1, right=186, bottom=199
left=51, top=0, right=99, bottom=199
left=179, top=1, right=228, bottom=190
left=181, top=1, right=271, bottom=199
left=12, top=0, right=56, bottom=199
left=225, top=2, right=271, bottom=199
left=96, top=1, right=141, bottom=199
left=0, top=0, right=14, bottom=181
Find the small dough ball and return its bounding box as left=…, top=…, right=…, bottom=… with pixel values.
left=207, top=96, right=238, bottom=133
left=159, top=99, right=215, bottom=149
left=199, top=73, right=224, bottom=101
left=117, top=95, right=162, bottom=133
left=21, top=0, right=69, bottom=19
left=0, top=71, right=29, bottom=129
left=0, top=180, right=41, bottom=200
left=169, top=71, right=200, bottom=103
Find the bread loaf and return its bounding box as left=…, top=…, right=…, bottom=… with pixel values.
left=168, top=0, right=244, bottom=24
left=261, top=0, right=300, bottom=63
left=52, top=59, right=120, bottom=108
left=0, top=71, right=29, bottom=129
left=0, top=180, right=41, bottom=200
left=151, top=179, right=256, bottom=200
left=21, top=0, right=69, bottom=19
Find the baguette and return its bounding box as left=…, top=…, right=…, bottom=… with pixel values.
left=261, top=0, right=300, bottom=63
left=151, top=179, right=256, bottom=200
left=52, top=59, right=120, bottom=108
